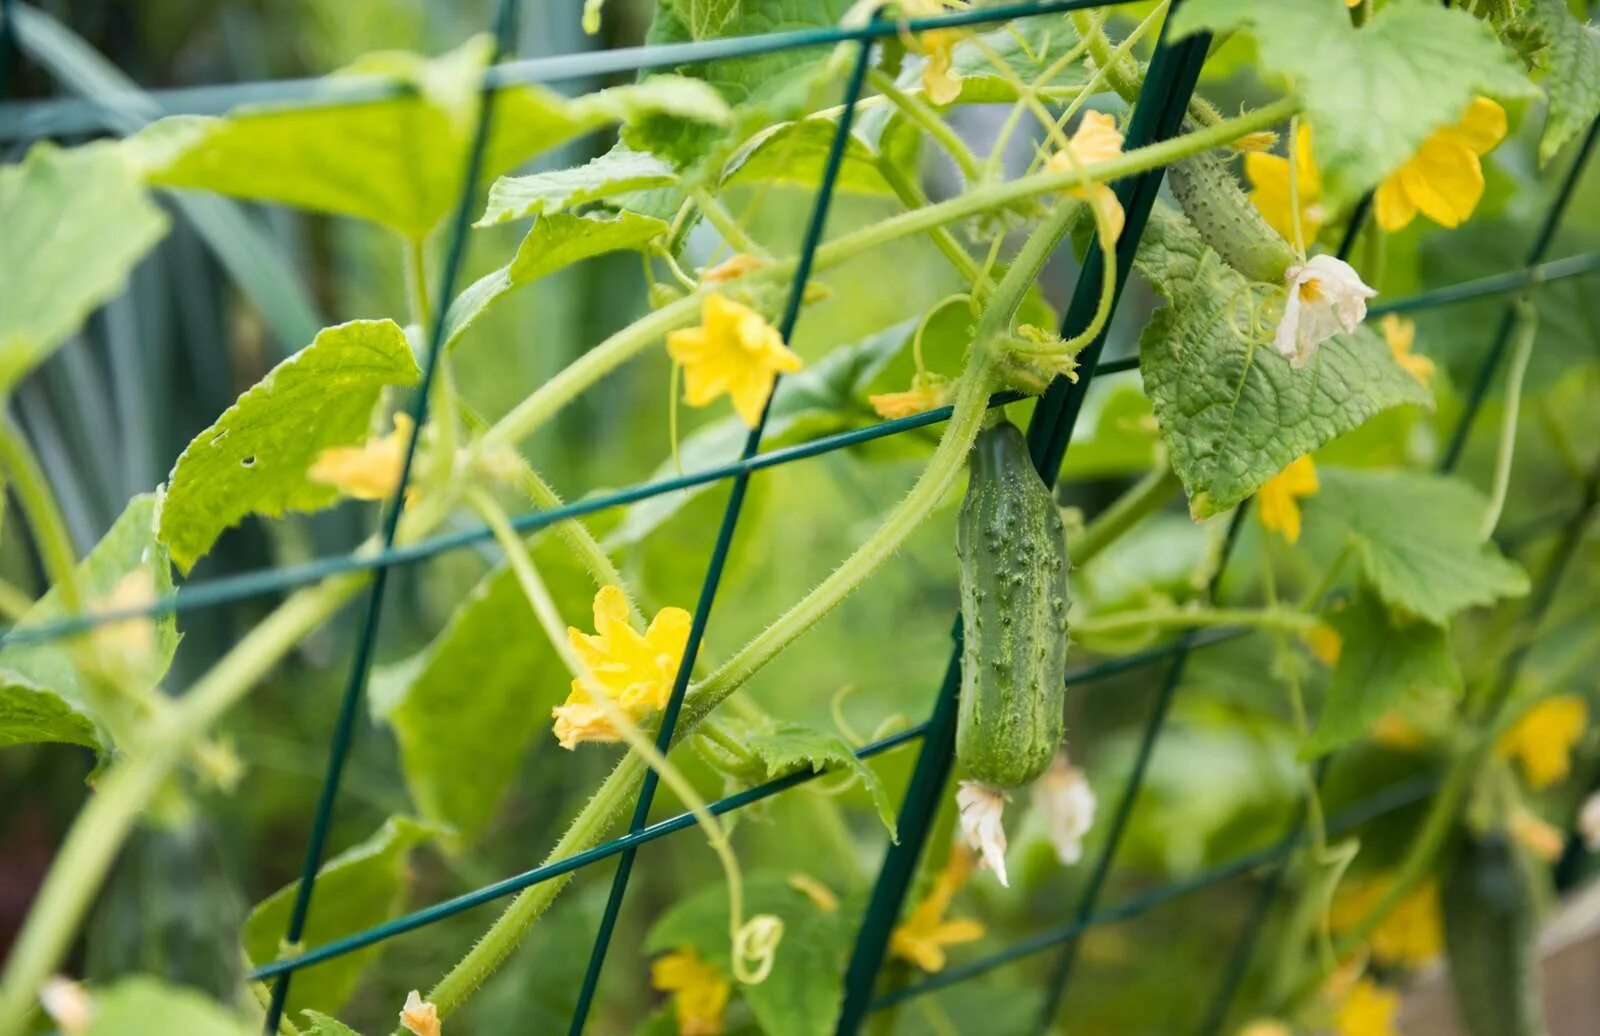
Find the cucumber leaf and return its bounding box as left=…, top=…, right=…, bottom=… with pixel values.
left=83, top=976, right=253, bottom=1036
left=479, top=147, right=679, bottom=226
left=741, top=722, right=897, bottom=839
left=158, top=319, right=420, bottom=573
left=1526, top=0, right=1600, bottom=164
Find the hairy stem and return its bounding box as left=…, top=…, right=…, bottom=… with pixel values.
left=1073, top=462, right=1182, bottom=566
left=0, top=418, right=80, bottom=611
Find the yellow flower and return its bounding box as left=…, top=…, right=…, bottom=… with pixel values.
left=700, top=253, right=766, bottom=285
left=1374, top=97, right=1506, bottom=233
left=667, top=292, right=803, bottom=428
left=869, top=382, right=948, bottom=419
left=890, top=846, right=986, bottom=972
left=1330, top=875, right=1443, bottom=967
left=399, top=990, right=441, bottom=1036
left=1257, top=455, right=1318, bottom=544
left=1371, top=711, right=1426, bottom=750
left=1047, top=111, right=1127, bottom=244
left=1381, top=314, right=1434, bottom=387
left=1245, top=124, right=1325, bottom=243
left=1229, top=130, right=1279, bottom=154
left=1511, top=808, right=1566, bottom=862
left=651, top=948, right=730, bottom=1036
left=309, top=412, right=415, bottom=501
left=1236, top=1023, right=1292, bottom=1036
left=1304, top=622, right=1343, bottom=666
left=1498, top=695, right=1589, bottom=788
left=1335, top=979, right=1399, bottom=1036
left=921, top=28, right=966, bottom=105
left=552, top=586, right=691, bottom=750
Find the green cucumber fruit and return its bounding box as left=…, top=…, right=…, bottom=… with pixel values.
left=1442, top=830, right=1545, bottom=1036
left=956, top=419, right=1070, bottom=788
left=1167, top=148, right=1296, bottom=284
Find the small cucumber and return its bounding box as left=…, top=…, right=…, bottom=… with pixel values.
left=1167, top=148, right=1296, bottom=283
left=1442, top=830, right=1545, bottom=1036
left=956, top=419, right=1070, bottom=788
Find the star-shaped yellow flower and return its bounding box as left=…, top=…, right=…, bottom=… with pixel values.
left=890, top=846, right=986, bottom=972
left=1304, top=621, right=1343, bottom=667
left=651, top=947, right=730, bottom=1036
left=1330, top=875, right=1443, bottom=967
left=1375, top=97, right=1506, bottom=233
left=1381, top=314, right=1434, bottom=387
left=552, top=586, right=691, bottom=750
left=309, top=412, right=414, bottom=501
left=1245, top=124, right=1325, bottom=244
left=1335, top=978, right=1399, bottom=1036
left=1257, top=455, right=1318, bottom=544
left=667, top=292, right=802, bottom=428
left=1498, top=694, right=1589, bottom=788
left=1047, top=111, right=1127, bottom=244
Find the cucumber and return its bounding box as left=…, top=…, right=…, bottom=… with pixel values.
left=1441, top=830, right=1545, bottom=1036
left=956, top=419, right=1070, bottom=788
left=1167, top=147, right=1296, bottom=284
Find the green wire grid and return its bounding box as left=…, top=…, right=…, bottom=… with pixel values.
left=3, top=1, right=1599, bottom=1033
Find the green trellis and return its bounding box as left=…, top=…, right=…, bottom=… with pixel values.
left=2, top=0, right=1598, bottom=1033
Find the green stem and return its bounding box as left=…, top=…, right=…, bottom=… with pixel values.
left=0, top=574, right=34, bottom=622
left=1479, top=301, right=1537, bottom=541
left=875, top=157, right=982, bottom=283
left=0, top=575, right=364, bottom=1034
left=1072, top=463, right=1181, bottom=566
left=1073, top=605, right=1316, bottom=639
left=509, top=462, right=637, bottom=624
left=867, top=68, right=983, bottom=183
left=692, top=188, right=768, bottom=258
left=0, top=419, right=80, bottom=611
left=474, top=99, right=1298, bottom=454
left=405, top=236, right=434, bottom=331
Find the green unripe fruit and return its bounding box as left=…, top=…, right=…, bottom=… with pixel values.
left=1167, top=148, right=1296, bottom=283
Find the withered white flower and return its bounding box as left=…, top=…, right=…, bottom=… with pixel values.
left=1580, top=790, right=1600, bottom=851
left=956, top=781, right=1010, bottom=887
left=1032, top=752, right=1096, bottom=865
left=1274, top=254, right=1376, bottom=368
left=40, top=976, right=93, bottom=1035
left=400, top=989, right=441, bottom=1036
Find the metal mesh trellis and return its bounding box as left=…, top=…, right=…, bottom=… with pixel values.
left=2, top=0, right=1599, bottom=1033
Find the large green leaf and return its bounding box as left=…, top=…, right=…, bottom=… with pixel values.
left=479, top=147, right=679, bottom=226
left=158, top=319, right=420, bottom=573
left=83, top=976, right=253, bottom=1036
left=445, top=211, right=668, bottom=348
left=143, top=37, right=725, bottom=237
left=740, top=722, right=897, bottom=838
left=369, top=544, right=592, bottom=847
left=0, top=142, right=167, bottom=393
left=721, top=118, right=894, bottom=195
left=1304, top=590, right=1461, bottom=757
left=1304, top=467, right=1530, bottom=625
left=243, top=816, right=437, bottom=1019
left=1135, top=206, right=1432, bottom=518
left=1170, top=0, right=1533, bottom=207
left=0, top=494, right=176, bottom=753
left=1526, top=0, right=1600, bottom=163
left=647, top=874, right=854, bottom=1036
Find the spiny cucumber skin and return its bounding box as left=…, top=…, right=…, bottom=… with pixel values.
left=1167, top=149, right=1296, bottom=284
left=1442, top=832, right=1545, bottom=1036
left=956, top=420, right=1070, bottom=789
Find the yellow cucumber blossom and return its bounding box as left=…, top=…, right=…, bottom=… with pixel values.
left=309, top=412, right=415, bottom=501
left=1511, top=808, right=1565, bottom=862
left=1245, top=124, right=1325, bottom=243
left=651, top=947, right=730, bottom=1036
left=552, top=586, right=691, bottom=750
left=1335, top=978, right=1399, bottom=1036
left=700, top=252, right=766, bottom=285
left=1381, top=314, right=1434, bottom=387
left=899, top=1, right=967, bottom=105
left=399, top=990, right=441, bottom=1036
left=890, top=846, right=986, bottom=972
left=1047, top=111, right=1127, bottom=244
left=667, top=292, right=803, bottom=428
left=1304, top=621, right=1343, bottom=666
left=1497, top=694, right=1588, bottom=788
left=1330, top=875, right=1442, bottom=967
left=1275, top=255, right=1376, bottom=368
left=39, top=976, right=92, bottom=1035
left=1374, top=97, right=1506, bottom=233
left=1228, top=130, right=1279, bottom=154
left=869, top=375, right=951, bottom=419
left=1031, top=751, right=1096, bottom=865
left=1257, top=455, right=1318, bottom=545
left=955, top=780, right=1010, bottom=886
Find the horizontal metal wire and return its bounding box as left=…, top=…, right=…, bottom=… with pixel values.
left=8, top=247, right=1595, bottom=651
left=243, top=628, right=1248, bottom=982
left=0, top=0, right=1123, bottom=141
left=870, top=773, right=1440, bottom=1010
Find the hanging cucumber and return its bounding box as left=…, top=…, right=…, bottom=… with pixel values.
left=955, top=418, right=1070, bottom=789
left=1441, top=830, right=1545, bottom=1036
left=1167, top=148, right=1296, bottom=284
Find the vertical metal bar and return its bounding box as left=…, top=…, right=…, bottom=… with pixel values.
left=836, top=11, right=1214, bottom=1031
left=261, top=1, right=522, bottom=1029
left=562, top=31, right=879, bottom=1035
